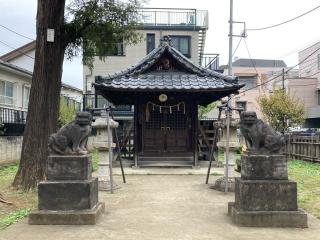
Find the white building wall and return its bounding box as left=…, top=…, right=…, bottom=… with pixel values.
left=83, top=29, right=199, bottom=92
left=8, top=50, right=36, bottom=72
left=61, top=87, right=83, bottom=109
left=0, top=69, right=31, bottom=111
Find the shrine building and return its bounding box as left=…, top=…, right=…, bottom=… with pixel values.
left=94, top=36, right=243, bottom=167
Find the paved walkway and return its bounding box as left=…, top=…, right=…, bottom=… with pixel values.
left=1, top=175, right=320, bottom=240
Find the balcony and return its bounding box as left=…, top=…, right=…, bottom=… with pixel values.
left=0, top=107, right=27, bottom=136
left=200, top=53, right=220, bottom=71
left=83, top=94, right=133, bottom=119
left=0, top=107, right=27, bottom=124
left=138, top=8, right=208, bottom=30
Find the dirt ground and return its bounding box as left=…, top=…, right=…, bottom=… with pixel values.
left=1, top=175, right=320, bottom=240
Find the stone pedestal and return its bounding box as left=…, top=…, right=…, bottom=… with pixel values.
left=229, top=153, right=308, bottom=228
left=29, top=155, right=104, bottom=225
left=92, top=114, right=119, bottom=191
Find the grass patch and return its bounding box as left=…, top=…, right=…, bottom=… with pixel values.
left=90, top=148, right=99, bottom=172
left=0, top=163, right=37, bottom=230
left=288, top=160, right=320, bottom=219
left=211, top=172, right=223, bottom=176
left=0, top=208, right=30, bottom=230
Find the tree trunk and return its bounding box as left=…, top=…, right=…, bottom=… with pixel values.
left=13, top=0, right=66, bottom=190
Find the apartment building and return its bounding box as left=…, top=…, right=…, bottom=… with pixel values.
left=223, top=58, right=287, bottom=118
left=83, top=7, right=219, bottom=111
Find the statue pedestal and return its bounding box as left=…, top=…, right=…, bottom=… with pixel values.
left=228, top=153, right=308, bottom=228
left=29, top=155, right=104, bottom=225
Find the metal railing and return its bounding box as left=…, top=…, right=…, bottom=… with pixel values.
left=0, top=107, right=27, bottom=124
left=83, top=94, right=133, bottom=116
left=138, top=8, right=208, bottom=29
left=200, top=53, right=220, bottom=70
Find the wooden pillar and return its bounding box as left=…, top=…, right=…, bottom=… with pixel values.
left=133, top=99, right=139, bottom=168
left=192, top=102, right=198, bottom=167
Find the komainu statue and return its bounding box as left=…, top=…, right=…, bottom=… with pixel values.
left=239, top=111, right=285, bottom=153
left=48, top=112, right=92, bottom=155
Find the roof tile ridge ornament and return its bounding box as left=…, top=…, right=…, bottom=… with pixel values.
left=159, top=36, right=173, bottom=47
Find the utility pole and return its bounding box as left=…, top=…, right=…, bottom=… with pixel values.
left=228, top=0, right=233, bottom=76
left=224, top=0, right=234, bottom=193
left=282, top=68, right=286, bottom=134
left=282, top=68, right=285, bottom=91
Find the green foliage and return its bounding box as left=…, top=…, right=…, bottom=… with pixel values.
left=0, top=208, right=31, bottom=229
left=64, top=0, right=142, bottom=69
left=198, top=102, right=217, bottom=119
left=211, top=172, right=223, bottom=176
left=90, top=148, right=99, bottom=172
left=58, top=96, right=76, bottom=127
left=0, top=123, right=5, bottom=135
left=0, top=164, right=18, bottom=176
left=257, top=87, right=305, bottom=133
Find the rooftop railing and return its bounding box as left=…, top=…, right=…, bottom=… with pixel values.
left=200, top=53, right=220, bottom=70
left=138, top=8, right=208, bottom=29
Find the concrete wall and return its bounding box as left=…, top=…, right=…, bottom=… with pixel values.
left=288, top=78, right=318, bottom=109
left=299, top=41, right=320, bottom=79
left=0, top=136, right=22, bottom=165
left=0, top=136, right=96, bottom=166
left=83, top=29, right=199, bottom=93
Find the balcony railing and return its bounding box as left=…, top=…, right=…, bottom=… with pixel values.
left=83, top=94, right=133, bottom=117
left=200, top=53, right=220, bottom=70
left=0, top=107, right=27, bottom=124
left=138, top=8, right=208, bottom=29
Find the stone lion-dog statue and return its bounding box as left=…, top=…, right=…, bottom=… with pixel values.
left=48, top=112, right=92, bottom=155
left=239, top=111, right=285, bottom=153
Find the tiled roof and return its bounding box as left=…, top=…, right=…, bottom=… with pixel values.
left=94, top=36, right=242, bottom=92
left=232, top=58, right=287, bottom=68
left=96, top=73, right=237, bottom=90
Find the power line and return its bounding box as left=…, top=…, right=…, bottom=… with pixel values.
left=0, top=40, right=35, bottom=59
left=247, top=4, right=320, bottom=31
left=232, top=37, right=243, bottom=57
left=0, top=24, right=35, bottom=41
left=300, top=71, right=319, bottom=78
left=242, top=38, right=264, bottom=86
left=289, top=83, right=318, bottom=87
left=233, top=43, right=320, bottom=97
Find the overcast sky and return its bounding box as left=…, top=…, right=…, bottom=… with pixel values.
left=0, top=0, right=320, bottom=89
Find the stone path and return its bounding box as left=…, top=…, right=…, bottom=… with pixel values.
left=1, top=175, right=320, bottom=240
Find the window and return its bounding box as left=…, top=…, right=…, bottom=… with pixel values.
left=106, top=42, right=125, bottom=56
left=236, top=101, right=247, bottom=111
left=23, top=86, right=30, bottom=108
left=146, top=33, right=155, bottom=54
left=170, top=35, right=191, bottom=58
left=0, top=80, right=14, bottom=105
left=318, top=54, right=320, bottom=70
